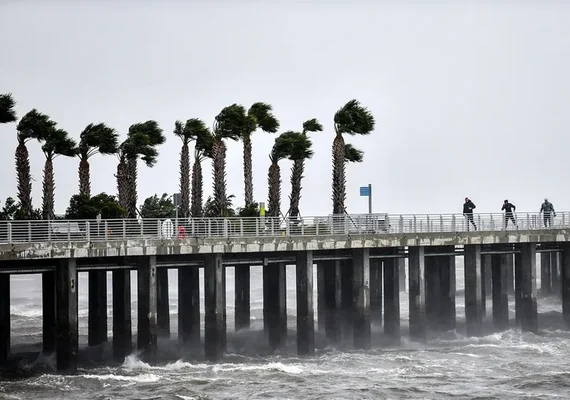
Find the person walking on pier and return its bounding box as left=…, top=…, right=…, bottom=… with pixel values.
left=502, top=199, right=517, bottom=229
left=540, top=198, right=556, bottom=227
left=463, top=197, right=477, bottom=231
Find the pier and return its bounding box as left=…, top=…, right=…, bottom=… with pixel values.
left=0, top=211, right=569, bottom=373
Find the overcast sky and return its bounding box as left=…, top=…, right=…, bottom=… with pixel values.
left=1, top=0, right=569, bottom=217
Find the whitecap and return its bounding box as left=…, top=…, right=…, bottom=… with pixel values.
left=81, top=373, right=160, bottom=383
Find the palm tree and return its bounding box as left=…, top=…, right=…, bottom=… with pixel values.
left=241, top=103, right=280, bottom=207
left=190, top=128, right=213, bottom=217
left=332, top=100, right=375, bottom=214
left=288, top=119, right=322, bottom=219
left=0, top=93, right=17, bottom=124
left=77, top=123, right=119, bottom=197
left=267, top=132, right=295, bottom=220
left=116, top=121, right=165, bottom=218
left=39, top=128, right=77, bottom=220
left=173, top=118, right=211, bottom=218
left=16, top=109, right=57, bottom=219
left=211, top=104, right=247, bottom=217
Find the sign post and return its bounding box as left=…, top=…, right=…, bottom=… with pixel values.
left=359, top=184, right=372, bottom=214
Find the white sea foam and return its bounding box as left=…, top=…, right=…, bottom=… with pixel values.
left=81, top=373, right=161, bottom=383
left=212, top=362, right=303, bottom=374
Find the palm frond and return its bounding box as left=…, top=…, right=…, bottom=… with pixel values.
left=248, top=102, right=280, bottom=133
left=0, top=93, right=17, bottom=123
left=42, top=128, right=77, bottom=158
left=344, top=143, right=364, bottom=163
left=287, top=131, right=313, bottom=161
left=213, top=104, right=247, bottom=141
left=334, top=99, right=375, bottom=136
left=79, top=122, right=118, bottom=158
left=302, top=118, right=323, bottom=134
left=16, top=109, right=56, bottom=142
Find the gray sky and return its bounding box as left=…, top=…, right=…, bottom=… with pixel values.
left=1, top=1, right=569, bottom=217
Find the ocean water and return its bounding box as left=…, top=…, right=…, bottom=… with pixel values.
left=1, top=260, right=569, bottom=400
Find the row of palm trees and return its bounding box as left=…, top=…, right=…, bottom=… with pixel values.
left=0, top=93, right=375, bottom=220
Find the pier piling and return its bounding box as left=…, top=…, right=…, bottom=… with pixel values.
left=234, top=265, right=250, bottom=331
left=137, top=256, right=158, bottom=363
left=204, top=254, right=225, bottom=361
left=88, top=270, right=108, bottom=347
left=518, top=243, right=538, bottom=333
left=0, top=274, right=9, bottom=366
left=296, top=251, right=314, bottom=356
left=541, top=252, right=552, bottom=296
left=561, top=246, right=570, bottom=329
left=352, top=248, right=371, bottom=350
left=56, top=259, right=78, bottom=373
left=491, top=254, right=509, bottom=331
left=408, top=246, right=426, bottom=342
left=42, top=271, right=56, bottom=354
left=112, top=268, right=132, bottom=362
left=370, top=260, right=383, bottom=325
left=178, top=266, right=200, bottom=345
left=464, top=244, right=484, bottom=337
left=156, top=268, right=170, bottom=338
left=384, top=254, right=400, bottom=344
left=324, top=260, right=342, bottom=343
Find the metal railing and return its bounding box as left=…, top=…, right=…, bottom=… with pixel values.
left=0, top=212, right=567, bottom=244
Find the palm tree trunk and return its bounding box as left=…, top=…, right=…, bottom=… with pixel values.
left=117, top=160, right=128, bottom=211
left=190, top=155, right=203, bottom=217
left=79, top=158, right=91, bottom=198
left=127, top=157, right=138, bottom=218
left=42, top=157, right=55, bottom=220
left=242, top=133, right=253, bottom=206
left=179, top=141, right=190, bottom=218
left=332, top=133, right=346, bottom=215
left=288, top=158, right=304, bottom=218
left=268, top=161, right=281, bottom=218
left=15, top=141, right=33, bottom=219
left=212, top=139, right=227, bottom=217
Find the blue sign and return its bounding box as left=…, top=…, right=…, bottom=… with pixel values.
left=359, top=186, right=370, bottom=197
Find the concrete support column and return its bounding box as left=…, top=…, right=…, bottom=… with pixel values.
left=352, top=248, right=371, bottom=350
left=137, top=256, right=158, bottom=363
left=425, top=253, right=439, bottom=331
left=408, top=246, right=426, bottom=342
left=551, top=252, right=561, bottom=296
left=156, top=268, right=170, bottom=338
left=439, top=247, right=456, bottom=332
left=324, top=260, right=342, bottom=343
left=178, top=267, right=200, bottom=345
left=517, top=243, right=538, bottom=333
left=491, top=254, right=509, bottom=331
left=112, top=268, right=132, bottom=362
left=296, top=251, right=314, bottom=356
left=264, top=263, right=287, bottom=350
left=540, top=252, right=552, bottom=296
left=514, top=250, right=523, bottom=327
left=56, top=258, right=78, bottom=373
left=222, top=266, right=227, bottom=351
left=370, top=260, right=383, bottom=325
left=384, top=254, right=400, bottom=343
left=317, top=263, right=326, bottom=333
left=88, top=270, right=108, bottom=347
left=561, top=246, right=570, bottom=329
left=42, top=271, right=56, bottom=354
left=340, top=261, right=354, bottom=341
left=0, top=274, right=9, bottom=366
left=464, top=244, right=483, bottom=337
left=398, top=254, right=406, bottom=292
left=503, top=253, right=515, bottom=295
left=482, top=254, right=492, bottom=316
left=234, top=265, right=250, bottom=331
left=204, top=254, right=225, bottom=361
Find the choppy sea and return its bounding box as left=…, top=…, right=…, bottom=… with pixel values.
left=1, top=260, right=569, bottom=400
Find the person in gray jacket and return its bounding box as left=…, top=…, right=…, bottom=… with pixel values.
left=540, top=198, right=556, bottom=227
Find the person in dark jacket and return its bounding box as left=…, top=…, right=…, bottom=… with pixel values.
left=463, top=197, right=477, bottom=231
left=502, top=199, right=517, bottom=229
left=540, top=198, right=556, bottom=228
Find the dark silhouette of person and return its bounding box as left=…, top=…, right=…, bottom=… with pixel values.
left=502, top=199, right=517, bottom=229
left=463, top=197, right=477, bottom=231
left=540, top=198, right=556, bottom=228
